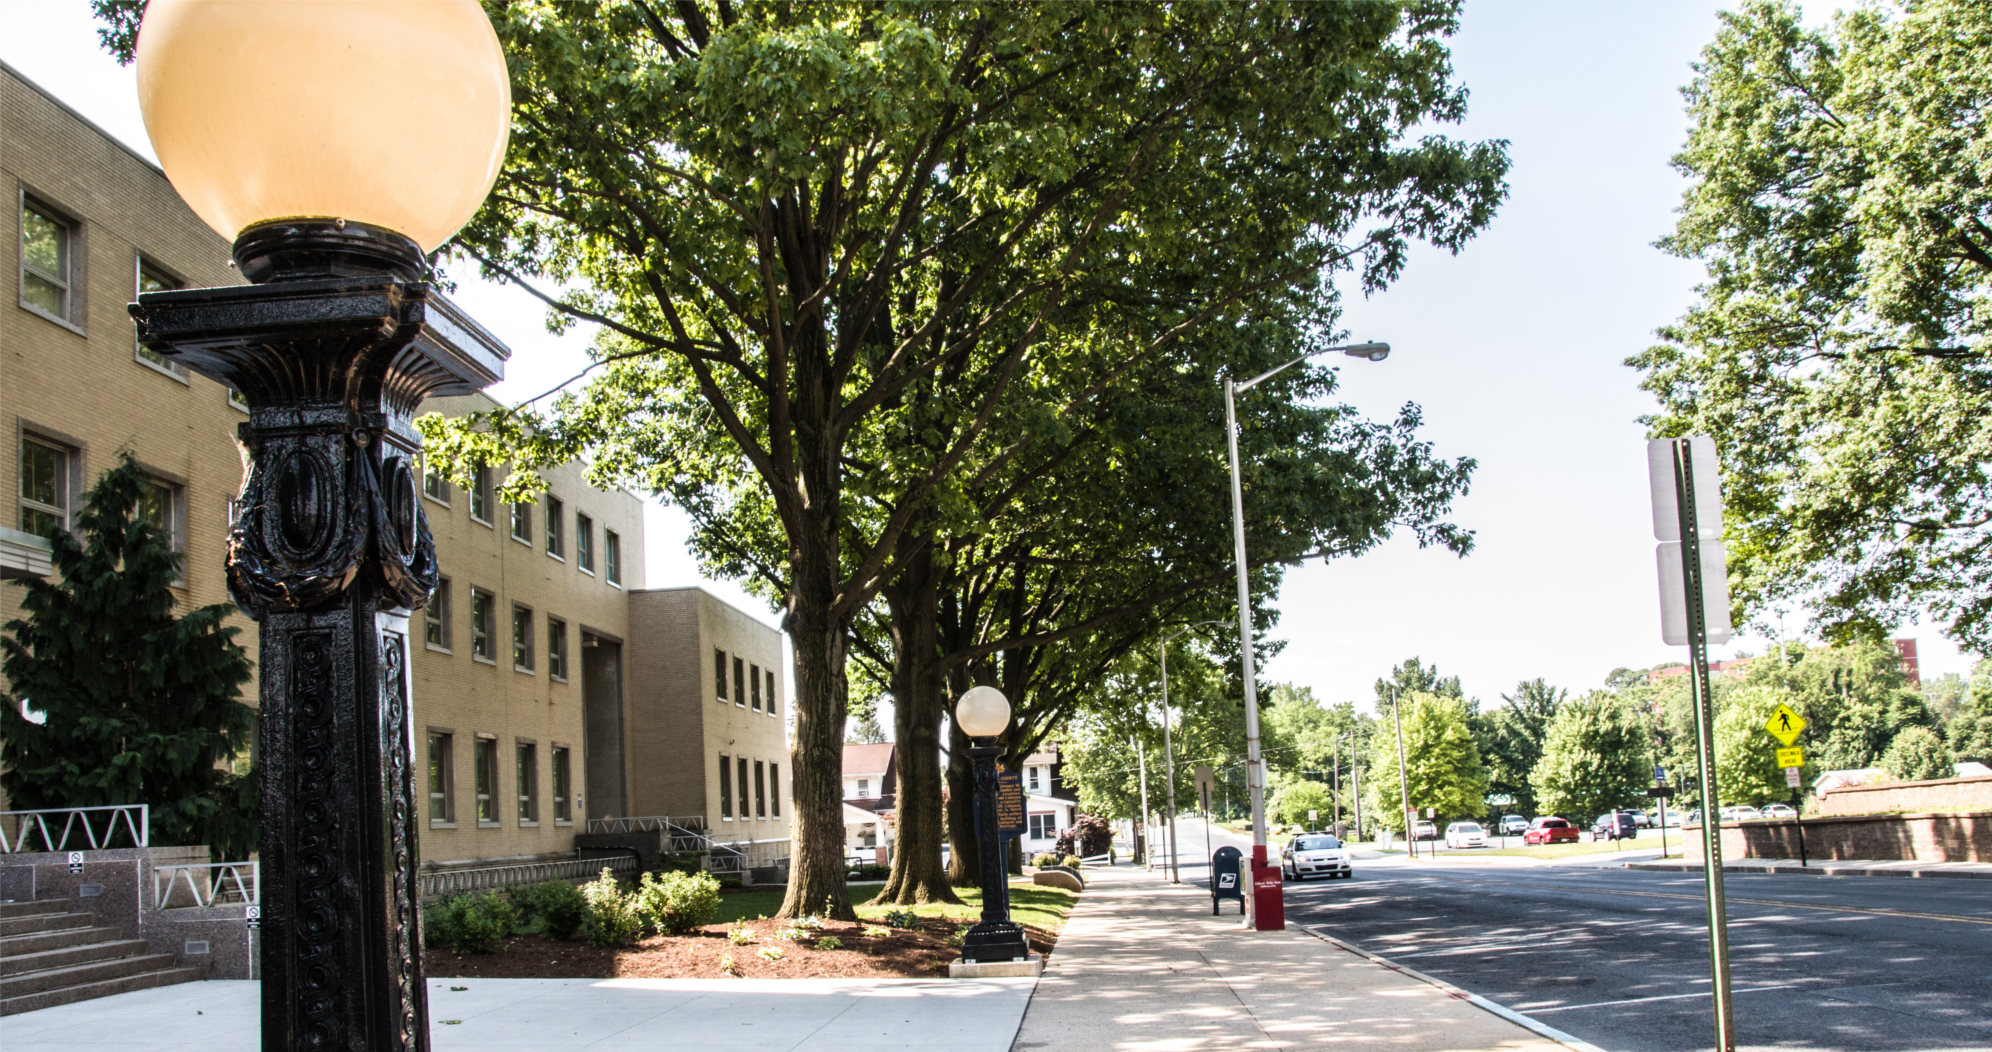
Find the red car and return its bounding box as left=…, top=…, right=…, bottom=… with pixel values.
left=1522, top=817, right=1580, bottom=846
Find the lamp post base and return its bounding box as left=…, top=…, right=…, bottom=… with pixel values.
left=960, top=920, right=1031, bottom=963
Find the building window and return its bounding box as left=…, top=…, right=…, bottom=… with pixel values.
left=719, top=753, right=733, bottom=819
left=21, top=197, right=76, bottom=324
left=19, top=437, right=71, bottom=540
left=469, top=464, right=493, bottom=523
left=604, top=530, right=622, bottom=585
left=136, top=477, right=185, bottom=576
left=715, top=649, right=728, bottom=704
left=475, top=737, right=499, bottom=826
left=427, top=732, right=455, bottom=825
left=858, top=824, right=877, bottom=849
left=516, top=743, right=538, bottom=825
left=733, top=657, right=746, bottom=707
left=510, top=500, right=532, bottom=544
left=767, top=671, right=777, bottom=718
left=134, top=260, right=184, bottom=376
left=857, top=779, right=870, bottom=799
left=421, top=456, right=449, bottom=505
left=738, top=758, right=750, bottom=823
left=750, top=665, right=762, bottom=712
left=547, top=617, right=568, bottom=681
left=425, top=578, right=452, bottom=650
left=470, top=588, right=495, bottom=661
left=512, top=605, right=534, bottom=671
left=545, top=497, right=563, bottom=558
left=1028, top=766, right=1041, bottom=791
left=770, top=764, right=780, bottom=817
left=1029, top=814, right=1055, bottom=841
left=754, top=761, right=767, bottom=819
left=552, top=746, right=572, bottom=823
left=576, top=513, right=594, bottom=572
left=227, top=387, right=250, bottom=413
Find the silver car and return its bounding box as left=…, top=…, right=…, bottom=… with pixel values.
left=1282, top=833, right=1352, bottom=880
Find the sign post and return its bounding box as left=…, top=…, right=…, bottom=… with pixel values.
left=1765, top=708, right=1811, bottom=868
left=1649, top=436, right=1737, bottom=1052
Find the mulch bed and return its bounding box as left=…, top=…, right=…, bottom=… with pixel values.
left=424, top=917, right=1058, bottom=981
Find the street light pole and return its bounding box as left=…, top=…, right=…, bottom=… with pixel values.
left=1392, top=687, right=1414, bottom=859
left=1136, top=738, right=1151, bottom=868
left=1223, top=341, right=1387, bottom=929
left=957, top=687, right=1031, bottom=965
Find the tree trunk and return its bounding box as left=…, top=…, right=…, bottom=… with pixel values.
left=945, top=695, right=982, bottom=887
left=873, top=539, right=961, bottom=904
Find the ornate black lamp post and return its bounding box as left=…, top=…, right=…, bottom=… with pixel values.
left=126, top=4, right=512, bottom=1050
left=956, top=686, right=1031, bottom=964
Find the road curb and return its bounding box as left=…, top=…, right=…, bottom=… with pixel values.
left=1625, top=861, right=1992, bottom=880
left=1296, top=924, right=1607, bottom=1052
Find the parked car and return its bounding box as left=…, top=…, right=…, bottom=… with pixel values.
left=1413, top=820, right=1439, bottom=841
left=1500, top=814, right=1530, bottom=836
left=1629, top=810, right=1652, bottom=828
left=1762, top=803, right=1798, bottom=819
left=1443, top=822, right=1487, bottom=849
left=1523, top=817, right=1580, bottom=845
left=1282, top=834, right=1352, bottom=880
left=1720, top=805, right=1764, bottom=822
left=1591, top=812, right=1638, bottom=841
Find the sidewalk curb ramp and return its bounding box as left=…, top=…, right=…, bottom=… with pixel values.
left=1296, top=925, right=1607, bottom=1052
left=1626, top=860, right=1992, bottom=879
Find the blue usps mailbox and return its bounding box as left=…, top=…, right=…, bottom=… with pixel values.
left=1211, top=846, right=1245, bottom=915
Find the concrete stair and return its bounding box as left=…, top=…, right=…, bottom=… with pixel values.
left=0, top=900, right=198, bottom=1016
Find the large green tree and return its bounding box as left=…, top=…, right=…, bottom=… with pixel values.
left=1, top=455, right=256, bottom=860
left=1529, top=693, right=1650, bottom=822
left=1362, top=691, right=1487, bottom=830
left=1632, top=0, right=1992, bottom=650
left=1477, top=678, right=1566, bottom=818
left=412, top=2, right=1505, bottom=918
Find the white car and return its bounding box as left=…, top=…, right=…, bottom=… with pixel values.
left=1762, top=803, right=1797, bottom=819
left=1721, top=805, right=1764, bottom=822
left=1443, top=822, right=1487, bottom=849
left=1282, top=833, right=1353, bottom=880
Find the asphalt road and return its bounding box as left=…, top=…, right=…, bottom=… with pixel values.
left=1159, top=818, right=1992, bottom=1052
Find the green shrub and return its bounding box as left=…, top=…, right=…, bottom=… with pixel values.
left=845, top=863, right=889, bottom=880
left=881, top=907, right=918, bottom=929
left=511, top=880, right=588, bottom=941
left=424, top=892, right=516, bottom=955
left=1061, top=855, right=1083, bottom=869
left=633, top=870, right=723, bottom=935
left=1031, top=853, right=1059, bottom=868
left=580, top=869, right=643, bottom=948
left=815, top=936, right=843, bottom=950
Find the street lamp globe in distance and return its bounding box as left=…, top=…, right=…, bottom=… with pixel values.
left=135, top=0, right=511, bottom=281
left=956, top=686, right=1012, bottom=739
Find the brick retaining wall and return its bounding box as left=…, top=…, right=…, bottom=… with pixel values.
left=1683, top=811, right=1992, bottom=863
left=1815, top=774, right=1992, bottom=816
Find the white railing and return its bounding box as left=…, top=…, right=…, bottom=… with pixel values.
left=583, top=814, right=706, bottom=835
left=153, top=861, right=259, bottom=909
left=419, top=854, right=640, bottom=899
left=1, top=805, right=149, bottom=853
left=704, top=837, right=790, bottom=875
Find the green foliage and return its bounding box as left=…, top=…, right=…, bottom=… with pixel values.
left=1060, top=855, right=1083, bottom=870
left=0, top=454, right=257, bottom=860
left=510, top=880, right=589, bottom=941
left=814, top=936, right=843, bottom=951
left=633, top=869, right=723, bottom=935
left=1529, top=694, right=1652, bottom=821
left=1478, top=679, right=1567, bottom=818
left=1947, top=713, right=1992, bottom=766
left=1632, top=0, right=1992, bottom=651
left=1031, top=853, right=1059, bottom=868
left=1375, top=657, right=1467, bottom=714
left=1882, top=726, right=1956, bottom=782
left=1362, top=693, right=1489, bottom=830
left=424, top=893, right=519, bottom=955
left=1739, top=640, right=1932, bottom=771
left=1053, top=815, right=1111, bottom=858
left=1269, top=781, right=1335, bottom=828
left=1712, top=685, right=1807, bottom=807
left=880, top=907, right=918, bottom=929
left=88, top=0, right=143, bottom=64
left=580, top=869, right=644, bottom=948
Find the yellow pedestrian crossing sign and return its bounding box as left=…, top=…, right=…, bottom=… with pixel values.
left=1765, top=703, right=1807, bottom=746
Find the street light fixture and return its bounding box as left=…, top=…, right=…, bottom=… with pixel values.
left=1224, top=340, right=1389, bottom=930
left=128, top=3, right=511, bottom=1048
left=1157, top=620, right=1226, bottom=884
left=956, top=686, right=1032, bottom=964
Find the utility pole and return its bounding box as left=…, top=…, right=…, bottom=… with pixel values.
left=1392, top=687, right=1413, bottom=859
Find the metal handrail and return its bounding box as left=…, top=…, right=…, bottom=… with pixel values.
left=153, top=861, right=259, bottom=909
left=1, top=805, right=149, bottom=853
left=419, top=854, right=639, bottom=899
left=583, top=814, right=705, bottom=835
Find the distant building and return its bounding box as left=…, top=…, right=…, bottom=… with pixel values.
left=1018, top=745, right=1081, bottom=856
left=842, top=742, right=895, bottom=863
left=1647, top=658, right=1753, bottom=684
left=1893, top=638, right=1921, bottom=687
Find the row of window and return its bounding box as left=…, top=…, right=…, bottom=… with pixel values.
left=714, top=647, right=778, bottom=717
left=718, top=752, right=781, bottom=822
left=20, top=435, right=183, bottom=556
left=427, top=732, right=573, bottom=828
left=422, top=578, right=576, bottom=678
left=422, top=466, right=622, bottom=585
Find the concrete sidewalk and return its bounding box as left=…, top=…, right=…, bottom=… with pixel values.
left=1627, top=856, right=1992, bottom=879
left=1013, top=865, right=1578, bottom=1051
left=1, top=974, right=1037, bottom=1052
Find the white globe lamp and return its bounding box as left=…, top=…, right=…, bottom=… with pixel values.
left=956, top=685, right=1011, bottom=739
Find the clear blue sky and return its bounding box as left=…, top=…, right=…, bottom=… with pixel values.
left=4, top=1, right=1970, bottom=715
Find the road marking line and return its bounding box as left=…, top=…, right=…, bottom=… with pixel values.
left=1523, top=983, right=1803, bottom=1014
left=1369, top=875, right=1992, bottom=926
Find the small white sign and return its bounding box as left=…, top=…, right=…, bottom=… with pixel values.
left=1785, top=767, right=1803, bottom=788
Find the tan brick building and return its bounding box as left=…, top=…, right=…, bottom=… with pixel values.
left=2, top=62, right=787, bottom=873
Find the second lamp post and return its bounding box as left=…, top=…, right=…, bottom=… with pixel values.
left=956, top=686, right=1032, bottom=964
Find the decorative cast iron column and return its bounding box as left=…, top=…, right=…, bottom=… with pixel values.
left=132, top=221, right=507, bottom=1052
left=962, top=738, right=1030, bottom=963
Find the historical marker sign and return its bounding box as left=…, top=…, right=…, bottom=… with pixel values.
left=1765, top=704, right=1807, bottom=746
left=996, top=770, right=1026, bottom=837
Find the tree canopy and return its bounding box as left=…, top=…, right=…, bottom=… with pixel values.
left=1530, top=693, right=1651, bottom=822
left=1632, top=0, right=1992, bottom=651
left=1362, top=691, right=1487, bottom=829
